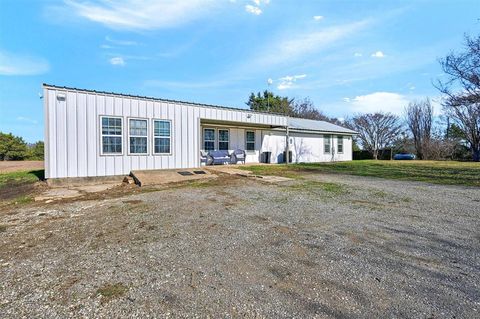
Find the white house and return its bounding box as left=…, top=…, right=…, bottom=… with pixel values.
left=43, top=84, right=356, bottom=179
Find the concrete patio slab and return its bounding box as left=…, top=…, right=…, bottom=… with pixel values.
left=131, top=169, right=217, bottom=186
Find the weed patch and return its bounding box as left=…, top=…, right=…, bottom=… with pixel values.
left=96, top=283, right=128, bottom=303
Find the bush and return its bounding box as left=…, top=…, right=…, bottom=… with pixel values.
left=0, top=132, right=28, bottom=160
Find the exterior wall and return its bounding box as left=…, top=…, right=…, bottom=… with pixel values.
left=260, top=131, right=353, bottom=163
left=44, top=87, right=286, bottom=178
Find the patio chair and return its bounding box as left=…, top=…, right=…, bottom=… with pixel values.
left=200, top=150, right=211, bottom=165
left=230, top=149, right=246, bottom=164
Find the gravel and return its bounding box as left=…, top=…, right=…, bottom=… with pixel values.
left=0, top=173, right=479, bottom=318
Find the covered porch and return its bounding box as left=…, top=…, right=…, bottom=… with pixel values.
left=199, top=118, right=288, bottom=165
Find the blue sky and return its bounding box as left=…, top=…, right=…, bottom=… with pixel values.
left=0, top=0, right=478, bottom=142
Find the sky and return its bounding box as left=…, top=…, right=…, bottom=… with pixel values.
left=0, top=0, right=479, bottom=142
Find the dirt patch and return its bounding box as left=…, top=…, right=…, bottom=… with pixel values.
left=0, top=161, right=44, bottom=173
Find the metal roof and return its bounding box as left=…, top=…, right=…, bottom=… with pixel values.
left=288, top=117, right=356, bottom=134
left=43, top=84, right=356, bottom=134
left=42, top=83, right=286, bottom=117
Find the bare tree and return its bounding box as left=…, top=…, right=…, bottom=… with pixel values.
left=436, top=34, right=480, bottom=161
left=405, top=98, right=433, bottom=159
left=291, top=97, right=342, bottom=125
left=347, top=113, right=403, bottom=160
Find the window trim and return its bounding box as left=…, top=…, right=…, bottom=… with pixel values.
left=152, top=119, right=173, bottom=156
left=245, top=130, right=256, bottom=153
left=203, top=127, right=216, bottom=151
left=218, top=128, right=230, bottom=151
left=128, top=117, right=149, bottom=156
left=324, top=134, right=331, bottom=154
left=337, top=135, right=344, bottom=154
left=99, top=115, right=123, bottom=156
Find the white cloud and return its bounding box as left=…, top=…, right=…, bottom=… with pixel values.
left=313, top=15, right=323, bottom=21
left=105, top=36, right=137, bottom=46
left=248, top=19, right=370, bottom=69
left=354, top=52, right=362, bottom=57
left=343, top=92, right=410, bottom=115
left=63, top=0, right=219, bottom=30
left=277, top=74, right=307, bottom=90
left=371, top=51, right=385, bottom=58
left=109, top=57, right=125, bottom=66
left=245, top=4, right=262, bottom=15
left=0, top=50, right=49, bottom=76
left=16, top=116, right=39, bottom=124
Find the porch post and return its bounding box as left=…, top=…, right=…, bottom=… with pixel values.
left=285, top=124, right=290, bottom=165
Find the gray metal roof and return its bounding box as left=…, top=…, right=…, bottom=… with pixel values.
left=288, top=117, right=356, bottom=134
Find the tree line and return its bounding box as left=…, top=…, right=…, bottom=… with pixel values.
left=0, top=132, right=44, bottom=161
left=247, top=34, right=480, bottom=162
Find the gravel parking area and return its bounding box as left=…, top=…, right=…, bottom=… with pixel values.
left=0, top=173, right=479, bottom=318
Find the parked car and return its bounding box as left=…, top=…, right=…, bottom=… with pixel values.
left=393, top=153, right=416, bottom=160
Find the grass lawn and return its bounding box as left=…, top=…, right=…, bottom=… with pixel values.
left=241, top=160, right=480, bottom=187
left=0, top=170, right=44, bottom=189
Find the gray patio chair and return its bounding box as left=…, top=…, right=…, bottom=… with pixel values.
left=230, top=149, right=246, bottom=164
left=200, top=150, right=209, bottom=165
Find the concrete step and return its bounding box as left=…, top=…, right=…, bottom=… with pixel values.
left=130, top=169, right=217, bottom=187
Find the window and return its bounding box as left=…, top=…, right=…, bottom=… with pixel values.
left=129, top=119, right=148, bottom=154
left=218, top=129, right=229, bottom=150
left=337, top=135, right=343, bottom=153
left=101, top=116, right=122, bottom=154
left=204, top=128, right=215, bottom=151
left=246, top=131, right=255, bottom=151
left=324, top=134, right=331, bottom=154
left=154, top=120, right=171, bottom=154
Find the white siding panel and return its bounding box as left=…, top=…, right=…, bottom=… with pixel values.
left=66, top=92, right=78, bottom=177
left=96, top=95, right=106, bottom=176
left=77, top=93, right=88, bottom=177
left=47, top=90, right=57, bottom=178
left=86, top=94, right=97, bottom=176
left=56, top=92, right=68, bottom=178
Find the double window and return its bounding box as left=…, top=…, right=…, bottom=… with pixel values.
left=129, top=119, right=148, bottom=154
left=246, top=131, right=255, bottom=151
left=101, top=116, right=122, bottom=154
left=337, top=136, right=343, bottom=154
left=203, top=128, right=230, bottom=151
left=154, top=120, right=171, bottom=154
left=324, top=134, right=331, bottom=154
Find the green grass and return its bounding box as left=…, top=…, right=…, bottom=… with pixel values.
left=240, top=160, right=480, bottom=187
left=0, top=170, right=44, bottom=189
left=96, top=283, right=128, bottom=303
left=287, top=180, right=346, bottom=195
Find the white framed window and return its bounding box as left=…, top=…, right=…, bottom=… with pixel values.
left=337, top=135, right=344, bottom=154
left=324, top=134, right=331, bottom=154
left=204, top=128, right=215, bottom=151
left=246, top=131, right=255, bottom=151
left=153, top=120, right=171, bottom=154
left=218, top=129, right=229, bottom=151
left=129, top=118, right=148, bottom=154
left=100, top=116, right=123, bottom=155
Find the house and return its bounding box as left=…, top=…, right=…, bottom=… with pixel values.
left=43, top=84, right=356, bottom=179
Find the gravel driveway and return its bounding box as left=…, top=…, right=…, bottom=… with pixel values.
left=0, top=173, right=479, bottom=318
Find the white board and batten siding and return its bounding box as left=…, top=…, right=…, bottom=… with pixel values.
left=44, top=86, right=286, bottom=179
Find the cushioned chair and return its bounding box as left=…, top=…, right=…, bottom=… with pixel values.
left=200, top=150, right=210, bottom=165
left=208, top=150, right=231, bottom=165
left=230, top=149, right=246, bottom=164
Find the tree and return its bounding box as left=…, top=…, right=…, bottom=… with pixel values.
left=436, top=34, right=480, bottom=161
left=0, top=132, right=28, bottom=160
left=27, top=141, right=44, bottom=160
left=246, top=91, right=293, bottom=114
left=347, top=113, right=403, bottom=160
left=405, top=98, right=433, bottom=159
